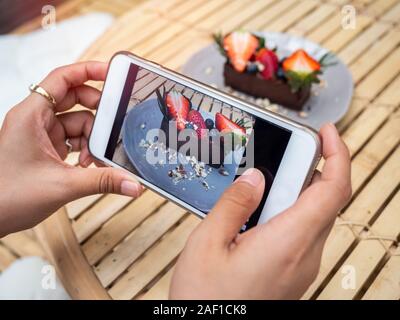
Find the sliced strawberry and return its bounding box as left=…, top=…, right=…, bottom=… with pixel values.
left=282, top=49, right=320, bottom=75
left=188, top=110, right=207, bottom=139
left=223, top=31, right=259, bottom=72
left=256, top=48, right=279, bottom=80
left=282, top=49, right=321, bottom=92
left=165, top=90, right=190, bottom=131
left=215, top=113, right=246, bottom=134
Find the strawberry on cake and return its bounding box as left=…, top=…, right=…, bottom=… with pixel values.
left=155, top=85, right=250, bottom=169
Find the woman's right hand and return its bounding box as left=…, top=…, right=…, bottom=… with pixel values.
left=170, top=123, right=352, bottom=299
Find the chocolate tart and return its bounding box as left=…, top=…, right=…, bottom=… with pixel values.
left=223, top=63, right=310, bottom=111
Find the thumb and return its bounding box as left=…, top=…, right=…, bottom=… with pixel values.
left=200, top=168, right=265, bottom=245
left=67, top=167, right=143, bottom=199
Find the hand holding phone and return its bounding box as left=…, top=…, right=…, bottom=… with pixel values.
left=170, top=124, right=351, bottom=299
left=90, top=53, right=322, bottom=229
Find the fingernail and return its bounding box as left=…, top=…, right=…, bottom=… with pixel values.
left=235, top=168, right=263, bottom=187
left=121, top=180, right=141, bottom=197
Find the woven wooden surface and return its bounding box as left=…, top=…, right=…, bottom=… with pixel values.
left=3, top=0, right=399, bottom=300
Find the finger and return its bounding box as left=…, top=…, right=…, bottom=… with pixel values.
left=56, top=85, right=102, bottom=112
left=57, top=110, right=94, bottom=139
left=57, top=111, right=95, bottom=166
left=66, top=136, right=94, bottom=167
left=319, top=123, right=351, bottom=191
left=66, top=167, right=143, bottom=199
left=198, top=168, right=265, bottom=246
left=39, top=61, right=107, bottom=110
left=278, top=123, right=351, bottom=231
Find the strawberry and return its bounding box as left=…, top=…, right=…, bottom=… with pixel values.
left=215, top=113, right=247, bottom=146
left=157, top=89, right=190, bottom=131
left=215, top=113, right=246, bottom=134
left=223, top=31, right=259, bottom=72
left=282, top=49, right=322, bottom=92
left=282, top=49, right=320, bottom=74
left=255, top=48, right=279, bottom=80
left=188, top=110, right=207, bottom=139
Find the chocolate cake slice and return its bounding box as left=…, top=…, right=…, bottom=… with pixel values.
left=160, top=117, right=224, bottom=168
left=224, top=63, right=310, bottom=111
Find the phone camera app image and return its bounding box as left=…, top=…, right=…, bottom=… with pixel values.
left=104, top=63, right=291, bottom=229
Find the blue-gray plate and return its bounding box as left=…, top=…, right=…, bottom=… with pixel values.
left=122, top=99, right=240, bottom=212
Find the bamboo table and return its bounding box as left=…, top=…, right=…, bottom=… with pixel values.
left=36, top=0, right=400, bottom=300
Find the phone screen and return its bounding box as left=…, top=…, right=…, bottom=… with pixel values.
left=104, top=63, right=292, bottom=230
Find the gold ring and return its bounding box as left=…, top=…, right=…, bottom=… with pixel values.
left=29, top=84, right=57, bottom=108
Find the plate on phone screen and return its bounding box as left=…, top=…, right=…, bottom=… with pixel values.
left=182, top=32, right=353, bottom=129
left=122, top=99, right=245, bottom=212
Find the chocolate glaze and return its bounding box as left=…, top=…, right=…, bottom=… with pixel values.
left=223, top=63, right=310, bottom=110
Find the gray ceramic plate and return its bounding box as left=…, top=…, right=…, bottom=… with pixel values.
left=182, top=32, right=353, bottom=129
left=122, top=99, right=242, bottom=212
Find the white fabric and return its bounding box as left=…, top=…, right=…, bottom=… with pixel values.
left=0, top=257, right=70, bottom=300
left=0, top=12, right=114, bottom=125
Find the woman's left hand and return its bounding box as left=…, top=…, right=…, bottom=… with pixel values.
left=0, top=61, right=142, bottom=237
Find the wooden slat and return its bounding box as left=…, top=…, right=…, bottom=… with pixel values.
left=341, top=104, right=395, bottom=156
left=82, top=191, right=166, bottom=265
left=132, top=0, right=208, bottom=56
left=242, top=0, right=297, bottom=31
left=73, top=194, right=133, bottom=243
left=81, top=4, right=183, bottom=61
left=303, top=147, right=400, bottom=299
left=263, top=0, right=320, bottom=33
left=350, top=27, right=400, bottom=84
left=289, top=3, right=337, bottom=36
left=1, top=231, right=44, bottom=258
left=317, top=191, right=400, bottom=299
left=307, top=11, right=342, bottom=44
left=350, top=109, right=400, bottom=192
left=66, top=194, right=103, bottom=220
left=336, top=98, right=370, bottom=132
left=95, top=203, right=187, bottom=287
left=338, top=22, right=392, bottom=65
left=178, top=0, right=240, bottom=26
left=218, top=0, right=278, bottom=35
left=195, top=0, right=250, bottom=31
left=108, top=215, right=199, bottom=299
left=362, top=256, right=400, bottom=300
left=140, top=267, right=174, bottom=300
left=365, top=0, right=399, bottom=18
left=374, top=74, right=400, bottom=107
left=380, top=1, right=400, bottom=23
left=35, top=208, right=110, bottom=299
left=356, top=46, right=400, bottom=99
left=323, top=15, right=373, bottom=53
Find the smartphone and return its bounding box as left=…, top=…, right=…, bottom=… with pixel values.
left=89, top=52, right=321, bottom=231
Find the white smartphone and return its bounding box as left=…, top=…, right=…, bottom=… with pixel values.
left=89, top=52, right=321, bottom=231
